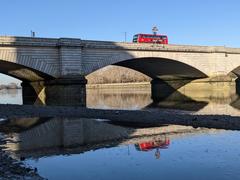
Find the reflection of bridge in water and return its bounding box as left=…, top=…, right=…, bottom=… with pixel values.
left=0, top=118, right=221, bottom=160
left=86, top=81, right=240, bottom=116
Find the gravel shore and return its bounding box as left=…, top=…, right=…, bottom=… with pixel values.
left=0, top=133, right=44, bottom=180
left=0, top=104, right=240, bottom=130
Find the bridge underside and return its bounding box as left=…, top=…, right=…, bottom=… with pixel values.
left=111, top=58, right=238, bottom=102
left=0, top=60, right=86, bottom=106
left=0, top=60, right=54, bottom=82
left=1, top=56, right=240, bottom=106
left=230, top=66, right=240, bottom=78
left=114, top=57, right=208, bottom=80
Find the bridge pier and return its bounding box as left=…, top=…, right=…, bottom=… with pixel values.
left=22, top=76, right=87, bottom=106
left=151, top=77, right=237, bottom=103
left=151, top=78, right=192, bottom=102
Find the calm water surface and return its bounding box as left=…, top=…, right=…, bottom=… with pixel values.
left=25, top=131, right=240, bottom=180
left=0, top=89, right=22, bottom=105
left=0, top=86, right=240, bottom=180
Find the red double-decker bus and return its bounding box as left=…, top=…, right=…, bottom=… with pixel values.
left=133, top=34, right=168, bottom=44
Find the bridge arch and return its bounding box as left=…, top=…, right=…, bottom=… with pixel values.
left=85, top=52, right=208, bottom=80
left=115, top=57, right=207, bottom=80
left=0, top=46, right=59, bottom=81
left=228, top=65, right=240, bottom=78
left=0, top=59, right=54, bottom=82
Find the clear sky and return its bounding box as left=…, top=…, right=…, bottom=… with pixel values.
left=1, top=0, right=240, bottom=84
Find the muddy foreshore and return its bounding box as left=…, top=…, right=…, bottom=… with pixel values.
left=0, top=104, right=239, bottom=130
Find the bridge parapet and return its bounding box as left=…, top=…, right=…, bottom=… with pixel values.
left=0, top=36, right=59, bottom=47
left=0, top=36, right=84, bottom=47
left=82, top=40, right=240, bottom=53
left=0, top=36, right=240, bottom=81
left=1, top=36, right=240, bottom=54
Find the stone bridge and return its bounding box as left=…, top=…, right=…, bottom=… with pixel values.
left=1, top=36, right=240, bottom=105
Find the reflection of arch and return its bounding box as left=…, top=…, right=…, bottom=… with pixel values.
left=0, top=117, right=51, bottom=133
left=0, top=60, right=54, bottom=81
left=87, top=56, right=208, bottom=80
left=146, top=92, right=208, bottom=111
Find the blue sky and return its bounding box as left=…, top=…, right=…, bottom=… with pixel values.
left=1, top=0, right=240, bottom=83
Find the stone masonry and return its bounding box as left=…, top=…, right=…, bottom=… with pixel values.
left=1, top=36, right=240, bottom=82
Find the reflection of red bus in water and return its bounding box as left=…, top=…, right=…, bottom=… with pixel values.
left=133, top=34, right=168, bottom=44
left=135, top=138, right=170, bottom=159
left=135, top=138, right=170, bottom=151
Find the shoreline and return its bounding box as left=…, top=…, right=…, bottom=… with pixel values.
left=0, top=87, right=22, bottom=90
left=0, top=132, right=44, bottom=179
left=86, top=82, right=150, bottom=89
left=0, top=104, right=239, bottom=130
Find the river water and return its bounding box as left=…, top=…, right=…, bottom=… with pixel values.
left=0, top=86, right=240, bottom=180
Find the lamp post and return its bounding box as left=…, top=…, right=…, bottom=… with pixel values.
left=31, top=30, right=35, bottom=38
left=152, top=26, right=158, bottom=35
